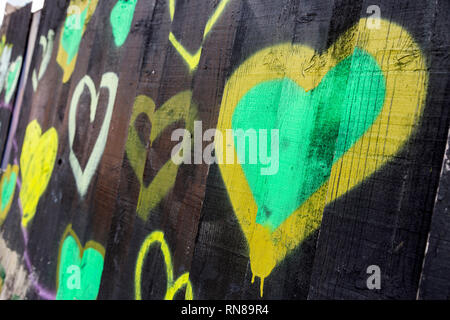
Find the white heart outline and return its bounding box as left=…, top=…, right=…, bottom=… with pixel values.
left=69, top=72, right=118, bottom=198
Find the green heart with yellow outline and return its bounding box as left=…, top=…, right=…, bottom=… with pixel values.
left=215, top=18, right=428, bottom=296
left=56, top=225, right=105, bottom=300
left=0, top=164, right=19, bottom=227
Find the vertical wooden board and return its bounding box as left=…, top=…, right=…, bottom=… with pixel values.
left=418, top=133, right=450, bottom=299
left=416, top=0, right=450, bottom=299
left=99, top=0, right=243, bottom=300
left=189, top=0, right=341, bottom=300
left=308, top=0, right=450, bottom=300
left=0, top=4, right=31, bottom=159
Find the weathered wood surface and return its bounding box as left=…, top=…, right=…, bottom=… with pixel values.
left=0, top=4, right=31, bottom=161
left=418, top=128, right=450, bottom=299
left=308, top=0, right=450, bottom=300
left=0, top=0, right=448, bottom=300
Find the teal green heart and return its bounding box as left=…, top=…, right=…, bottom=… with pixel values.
left=1, top=171, right=17, bottom=212
left=56, top=235, right=104, bottom=300
left=5, top=59, right=21, bottom=98
left=110, top=0, right=138, bottom=47
left=61, top=2, right=90, bottom=64
left=232, top=48, right=386, bottom=230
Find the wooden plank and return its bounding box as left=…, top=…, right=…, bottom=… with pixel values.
left=418, top=127, right=450, bottom=299
left=308, top=0, right=450, bottom=299
left=0, top=4, right=32, bottom=161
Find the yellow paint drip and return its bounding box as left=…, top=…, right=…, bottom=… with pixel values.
left=249, top=224, right=276, bottom=297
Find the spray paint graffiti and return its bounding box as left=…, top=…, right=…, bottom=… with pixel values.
left=20, top=120, right=58, bottom=228
left=0, top=36, right=12, bottom=93
left=125, top=91, right=197, bottom=221
left=215, top=18, right=428, bottom=296
left=32, top=30, right=55, bottom=91
left=0, top=164, right=19, bottom=227
left=4, top=56, right=22, bottom=104
left=0, top=263, right=4, bottom=294
left=68, top=72, right=118, bottom=198
left=56, top=0, right=99, bottom=83
left=168, top=0, right=231, bottom=72
left=0, top=36, right=22, bottom=104
left=110, top=0, right=138, bottom=47
left=135, top=231, right=193, bottom=300
left=56, top=225, right=105, bottom=300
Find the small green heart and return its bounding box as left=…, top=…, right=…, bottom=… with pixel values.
left=1, top=171, right=17, bottom=212
left=61, top=2, right=90, bottom=64
left=5, top=57, right=21, bottom=102
left=56, top=235, right=104, bottom=300
left=110, top=0, right=138, bottom=47
left=232, top=48, right=386, bottom=230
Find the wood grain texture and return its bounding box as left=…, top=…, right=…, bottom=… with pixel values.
left=0, top=5, right=31, bottom=160
left=0, top=0, right=448, bottom=300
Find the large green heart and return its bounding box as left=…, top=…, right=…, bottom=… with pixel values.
left=110, top=0, right=138, bottom=47
left=56, top=234, right=104, bottom=300
left=61, top=2, right=89, bottom=64
left=232, top=48, right=386, bottom=230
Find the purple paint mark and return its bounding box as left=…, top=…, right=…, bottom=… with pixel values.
left=12, top=149, right=56, bottom=300
left=0, top=103, right=12, bottom=111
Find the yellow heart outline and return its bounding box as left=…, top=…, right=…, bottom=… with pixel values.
left=168, top=0, right=231, bottom=72
left=135, top=231, right=193, bottom=300
left=215, top=18, right=428, bottom=296
left=125, top=91, right=198, bottom=221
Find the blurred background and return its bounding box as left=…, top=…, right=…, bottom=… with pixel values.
left=0, top=0, right=44, bottom=27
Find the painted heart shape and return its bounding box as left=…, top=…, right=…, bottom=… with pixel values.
left=69, top=73, right=118, bottom=198
left=56, top=0, right=99, bottom=83
left=126, top=91, right=197, bottom=221
left=32, top=29, right=55, bottom=91
left=0, top=38, right=12, bottom=93
left=4, top=56, right=22, bottom=104
left=215, top=18, right=428, bottom=295
left=232, top=48, right=385, bottom=231
left=56, top=225, right=105, bottom=300
left=168, top=0, right=231, bottom=71
left=135, top=231, right=193, bottom=300
left=0, top=164, right=19, bottom=227
left=110, top=0, right=138, bottom=47
left=20, top=120, right=58, bottom=228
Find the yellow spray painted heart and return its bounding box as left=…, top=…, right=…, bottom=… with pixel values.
left=135, top=231, right=193, bottom=300
left=168, top=0, right=231, bottom=71
left=125, top=91, right=197, bottom=221
left=215, top=18, right=428, bottom=296
left=20, top=120, right=58, bottom=228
